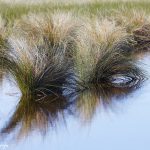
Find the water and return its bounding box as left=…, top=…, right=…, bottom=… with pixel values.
left=0, top=56, right=150, bottom=150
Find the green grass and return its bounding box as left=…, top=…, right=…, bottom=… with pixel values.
left=0, top=1, right=150, bottom=25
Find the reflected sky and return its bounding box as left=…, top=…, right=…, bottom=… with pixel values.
left=0, top=56, right=150, bottom=150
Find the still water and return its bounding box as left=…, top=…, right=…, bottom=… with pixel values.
left=0, top=56, right=150, bottom=150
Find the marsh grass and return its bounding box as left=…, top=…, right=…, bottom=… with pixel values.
left=111, top=9, right=150, bottom=54
left=0, top=1, right=150, bottom=25
left=113, top=9, right=149, bottom=33
left=13, top=12, right=78, bottom=56
left=0, top=12, right=79, bottom=98
left=0, top=0, right=150, bottom=142
left=73, top=18, right=145, bottom=92
left=0, top=15, right=8, bottom=85
left=133, top=24, right=150, bottom=52
left=0, top=15, right=7, bottom=49
left=0, top=1, right=149, bottom=98
left=0, top=36, right=72, bottom=98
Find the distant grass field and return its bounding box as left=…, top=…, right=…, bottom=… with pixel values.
left=0, top=1, right=150, bottom=24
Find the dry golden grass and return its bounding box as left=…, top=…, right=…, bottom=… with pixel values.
left=12, top=12, right=79, bottom=55
left=133, top=24, right=150, bottom=52
left=0, top=15, right=6, bottom=47
left=113, top=9, right=150, bottom=33
left=73, top=17, right=144, bottom=91
left=0, top=0, right=148, bottom=5
left=0, top=9, right=147, bottom=97
left=0, top=12, right=79, bottom=97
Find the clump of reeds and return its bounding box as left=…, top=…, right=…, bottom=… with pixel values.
left=114, top=9, right=149, bottom=33
left=13, top=12, right=78, bottom=57
left=133, top=24, right=150, bottom=52
left=0, top=15, right=5, bottom=44
left=0, top=15, right=8, bottom=50
left=0, top=11, right=147, bottom=97
left=0, top=15, right=7, bottom=53
left=73, top=17, right=145, bottom=91
left=113, top=9, right=150, bottom=55
left=0, top=15, right=8, bottom=85
left=0, top=12, right=78, bottom=98
left=1, top=36, right=71, bottom=98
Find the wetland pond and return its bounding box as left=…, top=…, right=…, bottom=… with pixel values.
left=0, top=55, right=150, bottom=150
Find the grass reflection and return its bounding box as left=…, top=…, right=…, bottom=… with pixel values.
left=0, top=81, right=143, bottom=141
left=0, top=70, right=3, bottom=85
left=75, top=84, right=142, bottom=123
left=0, top=94, right=72, bottom=140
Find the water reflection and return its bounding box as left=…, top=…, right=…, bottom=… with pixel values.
left=0, top=80, right=142, bottom=141
left=0, top=94, right=73, bottom=140
left=0, top=69, right=4, bottom=85
left=75, top=85, right=141, bottom=123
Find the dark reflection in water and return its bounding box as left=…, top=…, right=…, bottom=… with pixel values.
left=0, top=94, right=73, bottom=141
left=0, top=69, right=4, bottom=85
left=0, top=80, right=142, bottom=142
left=74, top=85, right=141, bottom=123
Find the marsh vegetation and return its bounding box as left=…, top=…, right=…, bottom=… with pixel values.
left=0, top=0, right=150, bottom=142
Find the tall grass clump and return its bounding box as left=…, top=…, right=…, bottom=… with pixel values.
left=0, top=12, right=78, bottom=99
left=13, top=12, right=78, bottom=56
left=0, top=15, right=7, bottom=85
left=73, top=17, right=145, bottom=91
left=133, top=24, right=150, bottom=52
left=114, top=9, right=149, bottom=33
left=113, top=9, right=150, bottom=53
left=0, top=15, right=7, bottom=54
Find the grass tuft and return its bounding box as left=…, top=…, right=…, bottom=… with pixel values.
left=133, top=24, right=150, bottom=52
left=73, top=17, right=145, bottom=91
left=0, top=12, right=78, bottom=98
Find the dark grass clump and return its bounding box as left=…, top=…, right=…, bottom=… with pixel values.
left=90, top=48, right=145, bottom=89
left=0, top=36, right=73, bottom=99
left=133, top=24, right=150, bottom=52
left=0, top=11, right=147, bottom=98
left=0, top=16, right=8, bottom=85
left=73, top=18, right=145, bottom=92
left=0, top=15, right=7, bottom=50
left=0, top=12, right=78, bottom=98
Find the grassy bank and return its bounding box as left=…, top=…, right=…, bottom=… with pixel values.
left=0, top=0, right=149, bottom=98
